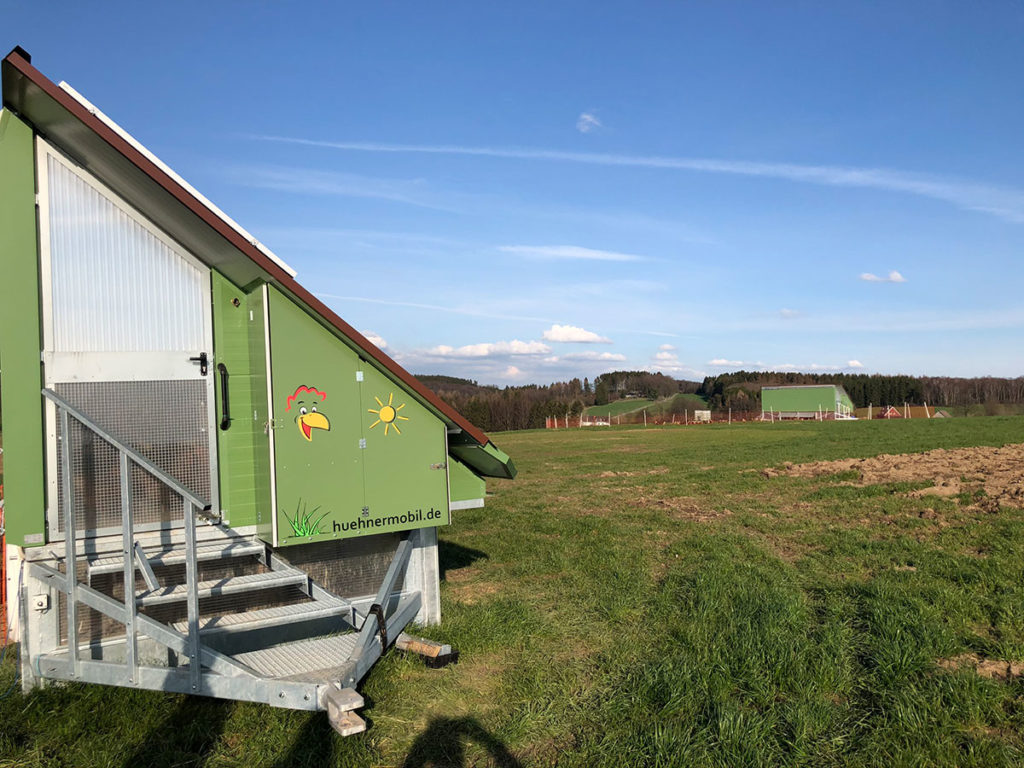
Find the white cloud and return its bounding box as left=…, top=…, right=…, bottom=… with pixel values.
left=772, top=361, right=868, bottom=372
left=498, top=244, right=646, bottom=262
left=427, top=340, right=551, bottom=358
left=708, top=358, right=744, bottom=366
left=860, top=270, right=907, bottom=283
left=253, top=135, right=1024, bottom=223
left=645, top=347, right=704, bottom=379
left=576, top=112, right=603, bottom=133
left=503, top=366, right=524, bottom=378
left=779, top=308, right=801, bottom=319
left=226, top=165, right=455, bottom=211
left=563, top=351, right=627, bottom=362
left=542, top=324, right=611, bottom=343
left=361, top=330, right=387, bottom=349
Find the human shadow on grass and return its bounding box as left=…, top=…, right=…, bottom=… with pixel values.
left=400, top=716, right=522, bottom=768
left=270, top=711, right=338, bottom=768
left=120, top=696, right=231, bottom=768
left=438, top=540, right=488, bottom=581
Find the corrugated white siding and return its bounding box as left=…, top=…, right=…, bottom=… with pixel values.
left=46, top=153, right=206, bottom=353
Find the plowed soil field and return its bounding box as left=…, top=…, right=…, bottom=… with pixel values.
left=766, top=442, right=1024, bottom=510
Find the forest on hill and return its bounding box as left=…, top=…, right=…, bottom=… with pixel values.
left=418, top=370, right=1024, bottom=433
left=700, top=372, right=1024, bottom=413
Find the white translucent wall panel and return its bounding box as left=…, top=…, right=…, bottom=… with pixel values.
left=46, top=154, right=206, bottom=353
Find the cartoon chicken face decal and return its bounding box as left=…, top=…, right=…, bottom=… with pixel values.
left=285, top=385, right=330, bottom=442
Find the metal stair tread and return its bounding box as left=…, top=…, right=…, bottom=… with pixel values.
left=89, top=541, right=265, bottom=575
left=171, top=594, right=350, bottom=634
left=230, top=633, right=360, bottom=680
left=136, top=568, right=307, bottom=606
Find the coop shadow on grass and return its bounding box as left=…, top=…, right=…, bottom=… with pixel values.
left=438, top=539, right=488, bottom=581
left=401, top=717, right=522, bottom=768
left=120, top=696, right=231, bottom=768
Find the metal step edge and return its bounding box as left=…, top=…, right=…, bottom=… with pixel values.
left=136, top=569, right=308, bottom=607
left=170, top=596, right=350, bottom=635
left=41, top=524, right=253, bottom=562
left=230, top=633, right=360, bottom=680
left=89, top=541, right=265, bottom=575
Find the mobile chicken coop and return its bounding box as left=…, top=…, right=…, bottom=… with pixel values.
left=0, top=48, right=515, bottom=735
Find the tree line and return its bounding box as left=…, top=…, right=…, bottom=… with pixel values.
left=698, top=371, right=1024, bottom=412
left=418, top=370, right=1024, bottom=432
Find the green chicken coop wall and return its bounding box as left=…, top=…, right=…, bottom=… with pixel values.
left=266, top=286, right=450, bottom=546
left=0, top=110, right=47, bottom=547
left=449, top=457, right=485, bottom=504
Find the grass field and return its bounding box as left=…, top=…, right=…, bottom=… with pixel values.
left=4, top=417, right=1024, bottom=766
left=584, top=398, right=656, bottom=417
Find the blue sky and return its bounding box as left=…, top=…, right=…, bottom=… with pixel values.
left=8, top=2, right=1024, bottom=385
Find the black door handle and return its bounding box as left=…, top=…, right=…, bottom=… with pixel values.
left=189, top=352, right=209, bottom=376
left=217, top=363, right=231, bottom=430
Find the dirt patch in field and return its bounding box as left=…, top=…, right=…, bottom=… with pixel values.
left=597, top=466, right=670, bottom=478
left=937, top=653, right=1024, bottom=682
left=764, top=443, right=1024, bottom=510
left=636, top=493, right=730, bottom=523
left=445, top=566, right=501, bottom=604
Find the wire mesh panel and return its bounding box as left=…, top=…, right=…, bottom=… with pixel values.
left=55, top=380, right=210, bottom=534
left=282, top=533, right=404, bottom=599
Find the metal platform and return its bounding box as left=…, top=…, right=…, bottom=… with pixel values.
left=20, top=389, right=424, bottom=736
left=232, top=633, right=361, bottom=679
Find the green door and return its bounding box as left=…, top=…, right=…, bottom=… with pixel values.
left=358, top=362, right=450, bottom=531
left=267, top=288, right=363, bottom=545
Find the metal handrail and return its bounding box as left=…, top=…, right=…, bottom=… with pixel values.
left=41, top=388, right=210, bottom=511
left=43, top=387, right=209, bottom=692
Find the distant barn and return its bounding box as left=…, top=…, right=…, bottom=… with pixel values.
left=761, top=385, right=855, bottom=420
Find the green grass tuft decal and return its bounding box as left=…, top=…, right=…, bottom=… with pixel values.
left=282, top=499, right=330, bottom=537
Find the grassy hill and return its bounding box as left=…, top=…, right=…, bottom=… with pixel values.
left=584, top=398, right=656, bottom=418
left=586, top=393, right=709, bottom=421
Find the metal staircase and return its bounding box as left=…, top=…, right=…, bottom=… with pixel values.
left=19, top=389, right=427, bottom=736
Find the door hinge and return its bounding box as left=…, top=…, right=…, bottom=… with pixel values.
left=430, top=462, right=447, bottom=471
left=356, top=370, right=364, bottom=382
left=359, top=438, right=367, bottom=449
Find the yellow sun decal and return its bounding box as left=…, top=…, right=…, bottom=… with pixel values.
left=368, top=392, right=409, bottom=436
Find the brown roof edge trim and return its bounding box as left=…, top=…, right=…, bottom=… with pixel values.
left=2, top=50, right=490, bottom=447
